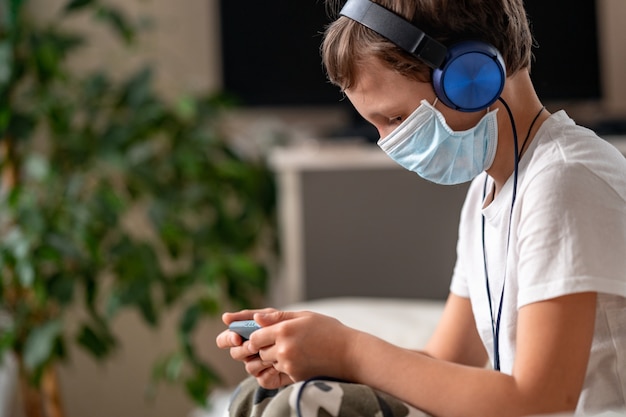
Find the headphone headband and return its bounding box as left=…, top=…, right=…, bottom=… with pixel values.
left=340, top=0, right=447, bottom=68
left=338, top=0, right=506, bottom=111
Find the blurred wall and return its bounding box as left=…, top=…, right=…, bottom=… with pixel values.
left=598, top=0, right=626, bottom=115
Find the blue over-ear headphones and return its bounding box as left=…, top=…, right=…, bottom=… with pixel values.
left=339, top=0, right=506, bottom=112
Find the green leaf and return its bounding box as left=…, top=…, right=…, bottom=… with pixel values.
left=82, top=71, right=110, bottom=102
left=47, top=274, right=75, bottom=305
left=63, top=0, right=96, bottom=14
left=95, top=6, right=136, bottom=43
left=175, top=95, right=196, bottom=121
left=148, top=351, right=186, bottom=400
left=2, top=0, right=24, bottom=29
left=0, top=326, right=16, bottom=354
left=0, top=42, right=12, bottom=89
left=7, top=111, right=37, bottom=141
left=137, top=295, right=158, bottom=326
left=76, top=324, right=115, bottom=359
left=23, top=320, right=62, bottom=371
left=118, top=67, right=153, bottom=108
left=24, top=154, right=50, bottom=181
left=84, top=274, right=98, bottom=308
left=154, top=352, right=185, bottom=382
left=17, top=261, right=34, bottom=287
left=179, top=304, right=201, bottom=334
left=184, top=365, right=220, bottom=405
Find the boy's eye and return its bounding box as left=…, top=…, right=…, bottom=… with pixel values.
left=389, top=116, right=403, bottom=124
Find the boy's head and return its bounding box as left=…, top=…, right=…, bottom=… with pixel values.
left=322, top=0, right=533, bottom=91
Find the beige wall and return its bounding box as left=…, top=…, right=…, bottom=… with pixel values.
left=56, top=310, right=246, bottom=417
left=598, top=0, right=626, bottom=115
left=60, top=0, right=222, bottom=99
left=11, top=1, right=626, bottom=417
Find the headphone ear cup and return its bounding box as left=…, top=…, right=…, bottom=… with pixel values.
left=432, top=41, right=506, bottom=112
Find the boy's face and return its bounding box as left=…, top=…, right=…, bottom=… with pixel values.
left=344, top=57, right=489, bottom=139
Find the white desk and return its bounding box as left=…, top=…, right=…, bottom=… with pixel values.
left=268, top=142, right=468, bottom=305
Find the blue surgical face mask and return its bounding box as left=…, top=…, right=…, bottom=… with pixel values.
left=377, top=99, right=498, bottom=185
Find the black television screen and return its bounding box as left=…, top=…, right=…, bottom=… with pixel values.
left=219, top=0, right=341, bottom=107
left=218, top=0, right=602, bottom=107
left=525, top=1, right=601, bottom=101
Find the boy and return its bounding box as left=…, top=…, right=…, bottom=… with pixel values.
left=217, top=0, right=626, bottom=415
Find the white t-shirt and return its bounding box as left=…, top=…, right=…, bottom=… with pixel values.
left=450, top=111, right=626, bottom=414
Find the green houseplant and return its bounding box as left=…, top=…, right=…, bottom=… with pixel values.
left=0, top=0, right=277, bottom=415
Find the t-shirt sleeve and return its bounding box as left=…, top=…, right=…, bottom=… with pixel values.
left=516, top=161, right=626, bottom=306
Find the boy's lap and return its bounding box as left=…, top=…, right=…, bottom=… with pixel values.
left=228, top=376, right=430, bottom=417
